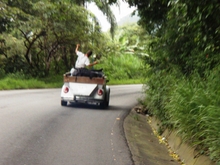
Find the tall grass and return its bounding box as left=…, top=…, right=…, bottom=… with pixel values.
left=144, top=66, right=220, bottom=163
left=143, top=69, right=178, bottom=127
left=166, top=71, right=220, bottom=162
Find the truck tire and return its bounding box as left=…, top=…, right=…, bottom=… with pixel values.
left=106, top=89, right=110, bottom=107
left=61, top=100, right=67, bottom=106
left=100, top=100, right=107, bottom=109
left=100, top=89, right=110, bottom=109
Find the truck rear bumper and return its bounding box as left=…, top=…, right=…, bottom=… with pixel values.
left=61, top=96, right=104, bottom=104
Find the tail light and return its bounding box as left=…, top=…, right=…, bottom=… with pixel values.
left=97, top=89, right=103, bottom=96
left=64, top=86, right=69, bottom=93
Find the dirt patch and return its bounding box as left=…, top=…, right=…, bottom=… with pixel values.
left=124, top=106, right=216, bottom=165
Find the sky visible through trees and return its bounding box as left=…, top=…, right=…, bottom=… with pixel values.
left=87, top=0, right=136, bottom=31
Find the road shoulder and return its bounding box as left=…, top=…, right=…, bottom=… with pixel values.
left=124, top=107, right=181, bottom=165
left=124, top=106, right=216, bottom=165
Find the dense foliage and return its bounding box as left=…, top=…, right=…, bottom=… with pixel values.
left=98, top=24, right=147, bottom=80
left=0, top=0, right=118, bottom=77
left=0, top=0, right=144, bottom=85
left=127, top=0, right=220, bottom=76
left=125, top=0, right=220, bottom=163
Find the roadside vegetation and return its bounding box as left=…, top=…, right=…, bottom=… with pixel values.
left=127, top=0, right=220, bottom=163
left=1, top=0, right=220, bottom=164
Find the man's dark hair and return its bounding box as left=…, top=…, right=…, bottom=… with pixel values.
left=86, top=50, right=93, bottom=57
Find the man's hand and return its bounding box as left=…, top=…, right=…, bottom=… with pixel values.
left=93, top=61, right=98, bottom=65
left=75, top=44, right=80, bottom=53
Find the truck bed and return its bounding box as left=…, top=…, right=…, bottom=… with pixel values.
left=63, top=75, right=106, bottom=85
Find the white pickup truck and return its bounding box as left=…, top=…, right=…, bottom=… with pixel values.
left=61, top=74, right=110, bottom=108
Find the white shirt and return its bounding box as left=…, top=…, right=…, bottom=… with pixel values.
left=75, top=51, right=90, bottom=68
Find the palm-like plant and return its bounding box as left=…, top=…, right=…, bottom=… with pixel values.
left=70, top=0, right=118, bottom=38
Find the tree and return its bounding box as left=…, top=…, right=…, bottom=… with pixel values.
left=126, top=0, right=220, bottom=75
left=1, top=0, right=108, bottom=76
left=20, top=0, right=103, bottom=75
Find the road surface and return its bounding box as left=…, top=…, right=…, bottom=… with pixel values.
left=0, top=85, right=143, bottom=165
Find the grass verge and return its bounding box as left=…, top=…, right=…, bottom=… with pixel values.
left=0, top=76, right=143, bottom=90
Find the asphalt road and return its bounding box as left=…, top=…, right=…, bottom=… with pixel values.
left=0, top=84, right=143, bottom=165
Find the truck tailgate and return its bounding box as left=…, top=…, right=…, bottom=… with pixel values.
left=69, top=83, right=97, bottom=96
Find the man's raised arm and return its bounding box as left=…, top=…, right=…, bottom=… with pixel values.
left=75, top=44, right=80, bottom=54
